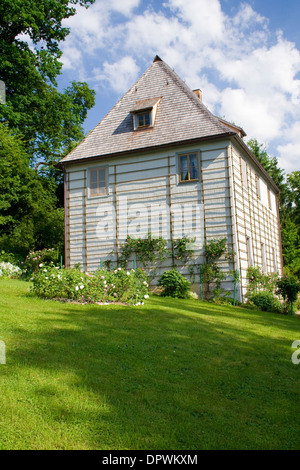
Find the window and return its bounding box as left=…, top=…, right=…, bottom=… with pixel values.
left=261, top=242, right=266, bottom=272
left=136, top=111, right=151, bottom=128
left=241, top=159, right=248, bottom=189
left=179, top=153, right=199, bottom=182
left=247, top=236, right=253, bottom=266
left=89, top=167, right=107, bottom=197
left=256, top=175, right=261, bottom=199
left=131, top=97, right=161, bottom=131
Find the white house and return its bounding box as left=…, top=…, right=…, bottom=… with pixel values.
left=59, top=56, right=282, bottom=301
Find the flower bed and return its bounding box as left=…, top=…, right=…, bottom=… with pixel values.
left=31, top=266, right=149, bottom=305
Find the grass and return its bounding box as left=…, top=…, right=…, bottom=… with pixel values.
left=0, top=279, right=300, bottom=450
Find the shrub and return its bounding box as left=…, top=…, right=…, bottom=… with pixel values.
left=276, top=277, right=300, bottom=303
left=173, top=236, right=195, bottom=262
left=249, top=291, right=282, bottom=313
left=246, top=266, right=279, bottom=298
left=276, top=276, right=300, bottom=314
left=0, top=250, right=19, bottom=265
left=22, top=248, right=60, bottom=277
left=31, top=266, right=149, bottom=305
left=0, top=261, right=22, bottom=279
left=202, top=238, right=235, bottom=300
left=158, top=269, right=191, bottom=298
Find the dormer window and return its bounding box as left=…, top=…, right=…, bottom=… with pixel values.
left=131, top=97, right=161, bottom=131
left=137, top=111, right=151, bottom=128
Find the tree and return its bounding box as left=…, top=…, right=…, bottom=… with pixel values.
left=0, top=0, right=96, bottom=164
left=0, top=124, right=64, bottom=258
left=287, top=171, right=300, bottom=226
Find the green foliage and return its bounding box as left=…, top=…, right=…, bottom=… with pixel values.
left=249, top=291, right=282, bottom=314
left=0, top=250, right=19, bottom=264
left=0, top=0, right=96, bottom=164
left=276, top=277, right=300, bottom=304
left=22, top=248, right=60, bottom=276
left=173, top=236, right=195, bottom=262
left=119, top=233, right=169, bottom=269
left=0, top=125, right=64, bottom=257
left=281, top=219, right=300, bottom=277
left=204, top=238, right=227, bottom=262
left=158, top=269, right=191, bottom=298
left=31, top=266, right=149, bottom=305
left=246, top=266, right=279, bottom=298
left=202, top=238, right=234, bottom=300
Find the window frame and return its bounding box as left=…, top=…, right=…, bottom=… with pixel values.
left=256, top=175, right=261, bottom=199
left=135, top=110, right=152, bottom=129
left=178, top=152, right=199, bottom=183
left=247, top=235, right=253, bottom=267
left=261, top=242, right=267, bottom=273
left=88, top=166, right=108, bottom=198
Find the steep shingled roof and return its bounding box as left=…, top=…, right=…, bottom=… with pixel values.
left=60, top=56, right=235, bottom=164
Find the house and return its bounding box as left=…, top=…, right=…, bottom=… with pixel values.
left=59, top=55, right=283, bottom=302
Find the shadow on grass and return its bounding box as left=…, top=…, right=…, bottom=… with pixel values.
left=5, top=288, right=300, bottom=450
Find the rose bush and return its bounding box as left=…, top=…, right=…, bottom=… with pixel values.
left=0, top=261, right=22, bottom=279
left=31, top=266, right=149, bottom=305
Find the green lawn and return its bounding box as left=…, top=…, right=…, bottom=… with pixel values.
left=0, top=279, right=299, bottom=450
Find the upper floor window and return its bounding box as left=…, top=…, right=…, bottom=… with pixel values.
left=89, top=167, right=107, bottom=197
left=241, top=158, right=248, bottom=189
left=256, top=175, right=261, bottom=199
left=179, top=153, right=199, bottom=182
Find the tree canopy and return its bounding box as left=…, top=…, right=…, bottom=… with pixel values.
left=0, top=124, right=64, bottom=257
left=0, top=0, right=96, bottom=259
left=0, top=0, right=96, bottom=164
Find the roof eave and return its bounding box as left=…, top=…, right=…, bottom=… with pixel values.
left=58, top=131, right=235, bottom=168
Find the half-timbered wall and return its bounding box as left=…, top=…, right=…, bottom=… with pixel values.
left=65, top=139, right=237, bottom=295
left=230, top=143, right=282, bottom=300
left=64, top=139, right=281, bottom=301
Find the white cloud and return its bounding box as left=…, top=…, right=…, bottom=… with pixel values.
left=277, top=122, right=300, bottom=172
left=110, top=0, right=140, bottom=16
left=60, top=0, right=300, bottom=172
left=166, top=0, right=225, bottom=42
left=93, top=56, right=140, bottom=93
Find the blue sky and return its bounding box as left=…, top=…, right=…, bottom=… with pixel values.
left=58, top=0, right=300, bottom=173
